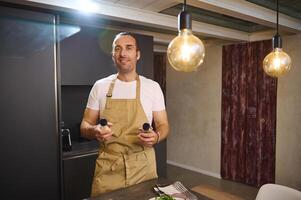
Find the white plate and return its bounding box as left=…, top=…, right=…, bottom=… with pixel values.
left=149, top=197, right=184, bottom=200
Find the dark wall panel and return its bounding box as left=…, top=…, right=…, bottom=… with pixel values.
left=61, top=85, right=92, bottom=142
left=0, top=6, right=60, bottom=200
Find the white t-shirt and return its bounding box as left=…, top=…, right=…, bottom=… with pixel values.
left=86, top=74, right=165, bottom=123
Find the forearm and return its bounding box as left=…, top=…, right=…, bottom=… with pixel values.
left=80, top=120, right=97, bottom=140
left=155, top=123, right=169, bottom=143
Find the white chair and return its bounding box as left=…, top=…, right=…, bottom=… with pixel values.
left=256, top=184, right=301, bottom=200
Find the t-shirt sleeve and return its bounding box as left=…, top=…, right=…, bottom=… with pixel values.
left=86, top=82, right=100, bottom=110
left=152, top=82, right=166, bottom=111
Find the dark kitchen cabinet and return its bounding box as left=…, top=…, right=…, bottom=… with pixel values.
left=0, top=6, right=61, bottom=200
left=63, top=153, right=98, bottom=200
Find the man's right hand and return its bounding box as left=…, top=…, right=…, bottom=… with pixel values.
left=92, top=122, right=113, bottom=141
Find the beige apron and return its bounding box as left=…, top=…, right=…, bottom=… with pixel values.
left=91, top=75, right=157, bottom=197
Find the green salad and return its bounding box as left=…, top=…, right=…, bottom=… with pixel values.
left=155, top=194, right=175, bottom=200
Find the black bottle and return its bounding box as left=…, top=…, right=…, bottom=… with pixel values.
left=61, top=122, right=72, bottom=152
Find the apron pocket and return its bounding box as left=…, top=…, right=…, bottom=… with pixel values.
left=126, top=152, right=148, bottom=186
left=126, top=150, right=157, bottom=186
left=91, top=153, right=124, bottom=196
left=91, top=157, right=111, bottom=196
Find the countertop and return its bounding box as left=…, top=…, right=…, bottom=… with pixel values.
left=63, top=140, right=100, bottom=160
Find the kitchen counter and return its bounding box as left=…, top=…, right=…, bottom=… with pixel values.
left=63, top=140, right=100, bottom=160
left=85, top=178, right=211, bottom=200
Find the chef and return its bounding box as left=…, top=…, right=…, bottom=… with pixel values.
left=80, top=32, right=169, bottom=197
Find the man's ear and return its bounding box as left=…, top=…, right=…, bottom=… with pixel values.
left=136, top=51, right=141, bottom=60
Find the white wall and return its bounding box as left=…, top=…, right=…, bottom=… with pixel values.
left=276, top=34, right=301, bottom=190
left=166, top=41, right=222, bottom=178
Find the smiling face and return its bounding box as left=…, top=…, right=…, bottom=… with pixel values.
left=112, top=35, right=140, bottom=74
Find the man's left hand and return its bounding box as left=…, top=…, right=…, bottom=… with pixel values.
left=138, top=129, right=158, bottom=147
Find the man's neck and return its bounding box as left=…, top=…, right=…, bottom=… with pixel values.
left=117, top=71, right=137, bottom=82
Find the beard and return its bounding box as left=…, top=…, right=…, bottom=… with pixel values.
left=113, top=59, right=136, bottom=74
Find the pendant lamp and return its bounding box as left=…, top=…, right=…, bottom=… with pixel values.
left=167, top=0, right=205, bottom=72
left=263, top=0, right=291, bottom=77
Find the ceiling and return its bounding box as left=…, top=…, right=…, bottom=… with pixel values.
left=161, top=4, right=271, bottom=33
left=89, top=0, right=301, bottom=42
left=246, top=0, right=301, bottom=20
left=5, top=0, right=301, bottom=44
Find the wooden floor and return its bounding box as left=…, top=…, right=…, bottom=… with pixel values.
left=166, top=164, right=259, bottom=200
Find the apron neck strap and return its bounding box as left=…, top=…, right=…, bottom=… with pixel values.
left=135, top=75, right=140, bottom=100
left=106, top=74, right=140, bottom=99
left=106, top=75, right=117, bottom=98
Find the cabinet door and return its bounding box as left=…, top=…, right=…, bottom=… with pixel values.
left=0, top=6, right=61, bottom=200
left=63, top=154, right=98, bottom=200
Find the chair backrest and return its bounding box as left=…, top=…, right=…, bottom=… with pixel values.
left=256, top=184, right=301, bottom=200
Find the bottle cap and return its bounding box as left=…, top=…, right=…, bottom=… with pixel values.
left=99, top=118, right=107, bottom=126
left=143, top=123, right=150, bottom=131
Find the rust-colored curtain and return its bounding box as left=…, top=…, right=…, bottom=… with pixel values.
left=221, top=40, right=277, bottom=187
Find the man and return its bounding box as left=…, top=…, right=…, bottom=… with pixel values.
left=80, top=32, right=169, bottom=197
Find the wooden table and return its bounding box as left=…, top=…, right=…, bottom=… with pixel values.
left=85, top=178, right=211, bottom=200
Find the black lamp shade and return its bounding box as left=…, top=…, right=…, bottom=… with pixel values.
left=178, top=10, right=191, bottom=30
left=273, top=33, right=282, bottom=49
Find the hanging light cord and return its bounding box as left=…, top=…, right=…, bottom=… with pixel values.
left=276, top=0, right=279, bottom=34
left=183, top=0, right=187, bottom=11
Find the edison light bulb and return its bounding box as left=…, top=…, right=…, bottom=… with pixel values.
left=263, top=48, right=291, bottom=78
left=167, top=29, right=205, bottom=72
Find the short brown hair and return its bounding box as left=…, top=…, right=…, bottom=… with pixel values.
left=112, top=32, right=140, bottom=51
